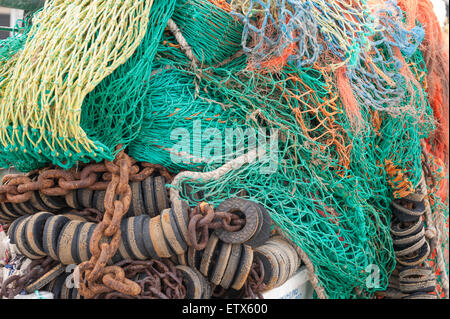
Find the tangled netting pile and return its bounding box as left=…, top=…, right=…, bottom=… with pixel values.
left=0, top=0, right=448, bottom=298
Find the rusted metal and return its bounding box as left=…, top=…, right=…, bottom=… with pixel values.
left=244, top=257, right=266, bottom=299
left=0, top=257, right=56, bottom=299
left=187, top=202, right=246, bottom=250
left=97, top=259, right=186, bottom=299
left=76, top=148, right=142, bottom=299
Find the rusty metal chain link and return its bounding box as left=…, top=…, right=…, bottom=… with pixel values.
left=75, top=148, right=142, bottom=299
left=243, top=257, right=266, bottom=299
left=95, top=259, right=186, bottom=299
left=0, top=257, right=56, bottom=299
left=0, top=159, right=171, bottom=204
left=188, top=202, right=246, bottom=250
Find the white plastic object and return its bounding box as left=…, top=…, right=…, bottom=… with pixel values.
left=262, top=266, right=314, bottom=299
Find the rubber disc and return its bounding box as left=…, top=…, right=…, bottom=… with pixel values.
left=43, top=215, right=71, bottom=260
left=57, top=220, right=84, bottom=264
left=142, top=215, right=159, bottom=259
left=161, top=208, right=187, bottom=255
left=141, top=176, right=158, bottom=217
left=24, top=212, right=53, bottom=256
left=176, top=265, right=202, bottom=299
left=154, top=176, right=170, bottom=213
left=220, top=243, right=242, bottom=289
left=231, top=244, right=254, bottom=290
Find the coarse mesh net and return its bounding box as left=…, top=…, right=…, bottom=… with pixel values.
left=0, top=0, right=447, bottom=299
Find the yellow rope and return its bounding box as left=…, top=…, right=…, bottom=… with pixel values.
left=0, top=0, right=153, bottom=159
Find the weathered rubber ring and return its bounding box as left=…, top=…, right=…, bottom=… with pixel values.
left=51, top=274, right=68, bottom=299
left=154, top=176, right=170, bottom=213
left=402, top=291, right=437, bottom=299
left=231, top=244, right=254, bottom=290
left=61, top=213, right=89, bottom=222
left=77, top=222, right=96, bottom=263
left=268, top=237, right=299, bottom=277
left=12, top=202, right=29, bottom=216
left=126, top=216, right=149, bottom=260
left=161, top=208, right=187, bottom=255
left=17, top=201, right=36, bottom=215
left=70, top=222, right=86, bottom=264
left=57, top=220, right=84, bottom=264
left=117, top=219, right=134, bottom=261
left=141, top=176, right=158, bottom=217
left=188, top=246, right=203, bottom=270
left=149, top=215, right=174, bottom=258
left=16, top=219, right=45, bottom=259
left=219, top=243, right=242, bottom=289
left=38, top=192, right=66, bottom=210
left=176, top=265, right=203, bottom=299
left=129, top=182, right=145, bottom=217
left=1, top=202, right=22, bottom=219
left=25, top=212, right=53, bottom=256
left=171, top=199, right=191, bottom=246
left=92, top=190, right=106, bottom=212
left=396, top=241, right=430, bottom=266
left=265, top=242, right=289, bottom=287
left=43, top=215, right=71, bottom=260
left=77, top=188, right=94, bottom=209
left=254, top=245, right=279, bottom=290
left=177, top=251, right=188, bottom=266
left=193, top=268, right=211, bottom=299
left=199, top=233, right=220, bottom=278
left=390, top=218, right=423, bottom=237
left=215, top=198, right=260, bottom=245
left=65, top=191, right=81, bottom=210
left=142, top=216, right=159, bottom=259
left=245, top=203, right=272, bottom=248
left=7, top=215, right=28, bottom=244
left=30, top=190, right=52, bottom=212
left=210, top=240, right=232, bottom=285
left=0, top=203, right=15, bottom=221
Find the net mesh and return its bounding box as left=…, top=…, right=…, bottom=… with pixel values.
left=0, top=0, right=447, bottom=299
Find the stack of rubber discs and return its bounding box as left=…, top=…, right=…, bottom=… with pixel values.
left=213, top=198, right=272, bottom=249
left=0, top=188, right=68, bottom=223
left=7, top=212, right=97, bottom=264
left=110, top=205, right=190, bottom=262
left=178, top=233, right=254, bottom=292
left=0, top=175, right=170, bottom=225
left=172, top=198, right=273, bottom=293
left=387, top=174, right=437, bottom=299
left=176, top=265, right=213, bottom=299
left=253, top=236, right=301, bottom=290
left=65, top=176, right=170, bottom=218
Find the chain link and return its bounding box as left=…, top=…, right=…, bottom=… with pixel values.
left=0, top=257, right=56, bottom=299
left=0, top=160, right=169, bottom=204
left=188, top=202, right=246, bottom=250
left=75, top=148, right=143, bottom=299
left=96, top=259, right=186, bottom=299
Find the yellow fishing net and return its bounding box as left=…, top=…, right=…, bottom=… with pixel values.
left=0, top=0, right=153, bottom=170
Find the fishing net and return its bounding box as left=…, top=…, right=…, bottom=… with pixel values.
left=126, top=0, right=444, bottom=298
left=0, top=0, right=154, bottom=171
left=0, top=0, right=447, bottom=299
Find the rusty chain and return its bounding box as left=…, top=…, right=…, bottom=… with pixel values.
left=0, top=257, right=56, bottom=299
left=75, top=148, right=143, bottom=299
left=0, top=160, right=171, bottom=204
left=188, top=202, right=246, bottom=250
left=95, top=259, right=186, bottom=299
left=243, top=257, right=266, bottom=299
